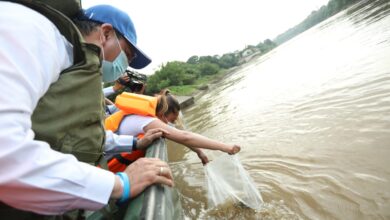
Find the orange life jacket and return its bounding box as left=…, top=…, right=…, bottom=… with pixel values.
left=105, top=92, right=158, bottom=173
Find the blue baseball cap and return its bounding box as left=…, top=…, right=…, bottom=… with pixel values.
left=84, top=5, right=151, bottom=69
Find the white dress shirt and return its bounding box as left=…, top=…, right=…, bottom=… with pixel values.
left=0, top=2, right=115, bottom=215
left=103, top=86, right=115, bottom=97
left=104, top=131, right=135, bottom=159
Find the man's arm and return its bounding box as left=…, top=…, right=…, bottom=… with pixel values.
left=0, top=3, right=115, bottom=214
left=104, top=130, right=135, bottom=159
left=104, top=128, right=169, bottom=159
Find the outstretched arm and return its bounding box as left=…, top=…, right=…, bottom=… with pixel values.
left=144, top=119, right=240, bottom=154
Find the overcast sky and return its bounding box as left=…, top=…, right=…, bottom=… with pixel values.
left=82, top=0, right=329, bottom=74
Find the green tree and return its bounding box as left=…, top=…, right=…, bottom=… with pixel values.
left=274, top=0, right=360, bottom=45
left=187, top=55, right=199, bottom=64
left=198, top=55, right=219, bottom=65
left=198, top=62, right=219, bottom=76
left=146, top=61, right=201, bottom=94
left=218, top=53, right=239, bottom=69
left=256, top=39, right=277, bottom=54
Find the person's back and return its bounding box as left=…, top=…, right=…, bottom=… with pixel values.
left=118, top=114, right=156, bottom=136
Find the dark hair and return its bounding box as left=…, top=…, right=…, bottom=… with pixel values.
left=155, top=89, right=180, bottom=119
left=73, top=17, right=124, bottom=39
left=73, top=17, right=101, bottom=36
left=161, top=89, right=180, bottom=116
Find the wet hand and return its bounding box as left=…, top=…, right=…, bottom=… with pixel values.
left=228, top=145, right=241, bottom=155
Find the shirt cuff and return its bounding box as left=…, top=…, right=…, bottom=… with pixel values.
left=115, top=135, right=134, bottom=151
left=73, top=164, right=116, bottom=210
left=104, top=132, right=134, bottom=160
left=103, top=86, right=115, bottom=97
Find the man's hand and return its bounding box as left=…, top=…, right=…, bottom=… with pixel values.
left=125, top=158, right=174, bottom=198
left=113, top=75, right=130, bottom=92
left=136, top=128, right=169, bottom=149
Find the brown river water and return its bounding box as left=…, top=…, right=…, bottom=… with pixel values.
left=167, top=0, right=390, bottom=219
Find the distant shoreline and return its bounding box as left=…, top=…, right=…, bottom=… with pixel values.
left=190, top=52, right=262, bottom=98
left=175, top=53, right=263, bottom=109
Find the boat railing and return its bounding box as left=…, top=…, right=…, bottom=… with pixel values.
left=87, top=137, right=182, bottom=220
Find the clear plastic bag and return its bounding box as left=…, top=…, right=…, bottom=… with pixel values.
left=204, top=154, right=263, bottom=210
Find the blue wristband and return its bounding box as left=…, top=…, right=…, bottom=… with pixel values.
left=116, top=172, right=130, bottom=203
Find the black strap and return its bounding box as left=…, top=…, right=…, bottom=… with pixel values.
left=111, top=154, right=132, bottom=166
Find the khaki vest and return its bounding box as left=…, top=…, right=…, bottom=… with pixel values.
left=28, top=3, right=106, bottom=165
left=0, top=1, right=106, bottom=219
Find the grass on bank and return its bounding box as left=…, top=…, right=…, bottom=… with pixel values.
left=168, top=69, right=229, bottom=96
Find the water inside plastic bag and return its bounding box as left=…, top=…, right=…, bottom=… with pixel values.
left=204, top=154, right=263, bottom=210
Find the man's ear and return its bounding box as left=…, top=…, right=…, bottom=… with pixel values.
left=100, top=23, right=115, bottom=42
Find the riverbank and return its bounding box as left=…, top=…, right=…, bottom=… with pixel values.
left=173, top=69, right=232, bottom=109
left=174, top=53, right=262, bottom=108
left=170, top=52, right=263, bottom=98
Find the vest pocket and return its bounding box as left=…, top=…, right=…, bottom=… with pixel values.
left=60, top=132, right=103, bottom=165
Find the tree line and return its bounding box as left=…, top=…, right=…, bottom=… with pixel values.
left=146, top=0, right=362, bottom=95
left=274, top=0, right=361, bottom=45
left=146, top=39, right=277, bottom=95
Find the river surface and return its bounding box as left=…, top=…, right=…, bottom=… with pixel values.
left=167, top=1, right=390, bottom=219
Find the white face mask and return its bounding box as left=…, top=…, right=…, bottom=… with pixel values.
left=101, top=34, right=128, bottom=83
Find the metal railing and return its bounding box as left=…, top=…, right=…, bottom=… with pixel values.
left=88, top=138, right=183, bottom=220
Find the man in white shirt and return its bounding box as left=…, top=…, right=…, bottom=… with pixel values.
left=0, top=2, right=173, bottom=217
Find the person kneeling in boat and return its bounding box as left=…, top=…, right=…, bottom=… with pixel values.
left=105, top=91, right=241, bottom=172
